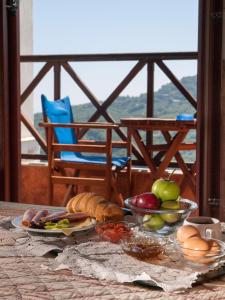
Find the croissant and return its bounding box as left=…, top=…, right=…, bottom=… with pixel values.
left=66, top=192, right=124, bottom=222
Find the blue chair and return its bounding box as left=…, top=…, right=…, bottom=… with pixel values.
left=40, top=95, right=131, bottom=206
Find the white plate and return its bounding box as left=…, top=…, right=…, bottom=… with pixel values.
left=11, top=213, right=96, bottom=234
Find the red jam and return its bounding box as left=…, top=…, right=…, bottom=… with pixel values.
left=96, top=222, right=131, bottom=243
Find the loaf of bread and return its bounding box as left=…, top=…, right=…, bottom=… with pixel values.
left=66, top=192, right=124, bottom=222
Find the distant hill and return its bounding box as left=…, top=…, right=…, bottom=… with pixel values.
left=34, top=75, right=197, bottom=161
left=35, top=75, right=196, bottom=125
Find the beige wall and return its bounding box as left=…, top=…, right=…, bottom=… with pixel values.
left=20, top=0, right=34, bottom=140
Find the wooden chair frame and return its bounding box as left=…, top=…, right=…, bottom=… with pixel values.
left=39, top=122, right=131, bottom=206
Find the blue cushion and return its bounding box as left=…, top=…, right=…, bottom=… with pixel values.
left=41, top=94, right=78, bottom=145
left=60, top=152, right=129, bottom=168
left=176, top=114, right=194, bottom=121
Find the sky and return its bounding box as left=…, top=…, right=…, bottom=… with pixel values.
left=31, top=0, right=199, bottom=112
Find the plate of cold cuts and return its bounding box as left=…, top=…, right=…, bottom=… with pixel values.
left=11, top=208, right=96, bottom=234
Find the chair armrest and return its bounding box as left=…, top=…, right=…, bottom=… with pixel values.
left=39, top=122, right=119, bottom=129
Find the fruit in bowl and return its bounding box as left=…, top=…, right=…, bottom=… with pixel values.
left=125, top=177, right=197, bottom=235
left=151, top=178, right=180, bottom=202
left=160, top=200, right=181, bottom=223
left=125, top=197, right=197, bottom=235
left=143, top=214, right=165, bottom=230
left=133, top=192, right=161, bottom=210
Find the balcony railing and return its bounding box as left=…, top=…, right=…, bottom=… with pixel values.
left=20, top=52, right=198, bottom=165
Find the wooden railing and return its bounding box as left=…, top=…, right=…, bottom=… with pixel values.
left=20, top=52, right=198, bottom=163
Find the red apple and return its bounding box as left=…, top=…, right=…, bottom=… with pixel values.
left=136, top=193, right=161, bottom=209
left=131, top=196, right=138, bottom=206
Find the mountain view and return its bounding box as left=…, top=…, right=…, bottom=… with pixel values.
left=34, top=75, right=197, bottom=162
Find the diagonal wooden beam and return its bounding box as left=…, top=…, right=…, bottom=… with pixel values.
left=21, top=62, right=53, bottom=105
left=62, top=62, right=126, bottom=139
left=62, top=62, right=106, bottom=116
left=179, top=161, right=196, bottom=193
left=88, top=60, right=147, bottom=123
left=156, top=60, right=197, bottom=109
left=131, top=128, right=157, bottom=175
left=155, top=131, right=188, bottom=178
left=79, top=60, right=146, bottom=141
left=21, top=113, right=47, bottom=152
left=162, top=131, right=196, bottom=194
left=62, top=62, right=143, bottom=160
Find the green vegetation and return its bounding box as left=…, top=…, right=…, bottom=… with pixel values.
left=34, top=75, right=197, bottom=162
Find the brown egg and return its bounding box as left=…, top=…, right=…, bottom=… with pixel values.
left=208, top=239, right=221, bottom=255
left=183, top=255, right=215, bottom=265
left=176, top=225, right=200, bottom=243
left=182, top=236, right=209, bottom=257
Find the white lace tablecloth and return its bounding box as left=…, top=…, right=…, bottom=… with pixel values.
left=0, top=215, right=96, bottom=257
left=52, top=240, right=225, bottom=292
left=1, top=215, right=225, bottom=292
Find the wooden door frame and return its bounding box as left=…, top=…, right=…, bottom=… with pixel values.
left=0, top=0, right=21, bottom=202
left=0, top=0, right=10, bottom=201
left=197, top=0, right=224, bottom=218
left=1, top=0, right=225, bottom=210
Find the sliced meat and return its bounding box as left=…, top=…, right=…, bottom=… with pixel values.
left=41, top=212, right=89, bottom=224
left=22, top=209, right=38, bottom=227
left=63, top=212, right=89, bottom=223
left=40, top=211, right=67, bottom=223
left=31, top=210, right=49, bottom=227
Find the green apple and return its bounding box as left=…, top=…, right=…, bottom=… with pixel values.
left=161, top=213, right=180, bottom=223
left=160, top=200, right=181, bottom=223
left=161, top=200, right=180, bottom=210
left=143, top=214, right=165, bottom=230
left=151, top=178, right=180, bottom=202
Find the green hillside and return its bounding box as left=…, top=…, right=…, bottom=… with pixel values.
left=34, top=75, right=197, bottom=161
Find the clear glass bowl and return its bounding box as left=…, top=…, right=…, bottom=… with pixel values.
left=174, top=238, right=225, bottom=266
left=124, top=197, right=198, bottom=236
left=120, top=233, right=166, bottom=260
left=95, top=221, right=134, bottom=243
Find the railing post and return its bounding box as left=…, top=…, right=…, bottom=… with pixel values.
left=54, top=62, right=61, bottom=100
left=146, top=61, right=154, bottom=155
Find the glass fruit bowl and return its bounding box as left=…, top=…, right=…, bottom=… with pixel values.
left=174, top=238, right=225, bottom=267
left=124, top=197, right=198, bottom=236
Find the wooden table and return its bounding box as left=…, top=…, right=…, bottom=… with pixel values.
left=120, top=118, right=197, bottom=194
left=1, top=201, right=225, bottom=300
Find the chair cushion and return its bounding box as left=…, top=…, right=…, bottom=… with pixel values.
left=60, top=151, right=130, bottom=168
left=41, top=94, right=78, bottom=145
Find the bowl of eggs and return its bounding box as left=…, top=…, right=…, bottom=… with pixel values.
left=175, top=225, right=225, bottom=266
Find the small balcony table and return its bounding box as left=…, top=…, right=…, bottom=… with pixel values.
left=1, top=201, right=225, bottom=299
left=120, top=118, right=197, bottom=194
